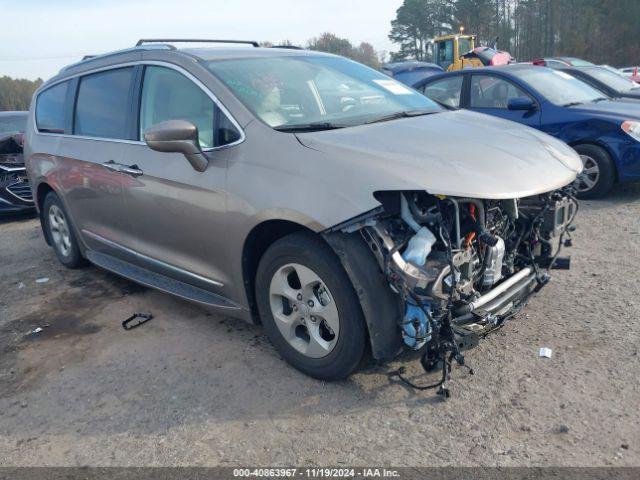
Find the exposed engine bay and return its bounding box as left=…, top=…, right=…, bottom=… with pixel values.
left=335, top=186, right=578, bottom=396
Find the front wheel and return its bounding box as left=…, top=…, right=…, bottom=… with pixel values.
left=573, top=144, right=615, bottom=199
left=255, top=232, right=367, bottom=380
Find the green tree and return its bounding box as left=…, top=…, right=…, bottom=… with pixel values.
left=307, top=33, right=381, bottom=69
left=390, top=0, right=640, bottom=66
left=352, top=42, right=382, bottom=69
left=389, top=0, right=455, bottom=61
left=307, top=32, right=354, bottom=58
left=0, top=76, right=43, bottom=111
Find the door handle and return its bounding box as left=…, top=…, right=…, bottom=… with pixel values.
left=119, top=165, right=143, bottom=177
left=101, top=160, right=121, bottom=172
left=101, top=161, right=143, bottom=177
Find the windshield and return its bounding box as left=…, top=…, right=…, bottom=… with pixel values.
left=0, top=113, right=27, bottom=134
left=206, top=55, right=441, bottom=129
left=508, top=68, right=605, bottom=105
left=568, top=58, right=594, bottom=67
left=583, top=67, right=639, bottom=92
left=458, top=37, right=472, bottom=55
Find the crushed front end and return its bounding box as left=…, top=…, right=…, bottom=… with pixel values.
left=332, top=187, right=578, bottom=395
left=0, top=133, right=34, bottom=215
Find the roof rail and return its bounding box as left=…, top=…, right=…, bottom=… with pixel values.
left=136, top=39, right=260, bottom=48
left=270, top=45, right=303, bottom=50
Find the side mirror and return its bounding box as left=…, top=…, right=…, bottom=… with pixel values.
left=144, top=120, right=208, bottom=172
left=508, top=97, right=535, bottom=111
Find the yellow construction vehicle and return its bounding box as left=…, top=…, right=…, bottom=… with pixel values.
left=432, top=30, right=513, bottom=71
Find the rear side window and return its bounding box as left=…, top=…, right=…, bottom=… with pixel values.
left=139, top=66, right=240, bottom=149
left=36, top=81, right=69, bottom=133
left=423, top=76, right=463, bottom=108
left=74, top=67, right=134, bottom=139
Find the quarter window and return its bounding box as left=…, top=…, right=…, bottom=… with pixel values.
left=74, top=67, right=134, bottom=139
left=36, top=81, right=69, bottom=133
left=470, top=75, right=530, bottom=109
left=422, top=76, right=463, bottom=108
left=139, top=66, right=240, bottom=149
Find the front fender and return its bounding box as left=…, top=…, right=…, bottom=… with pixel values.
left=324, top=230, right=403, bottom=360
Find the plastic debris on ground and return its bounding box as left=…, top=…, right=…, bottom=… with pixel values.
left=539, top=347, right=553, bottom=358
left=35, top=277, right=49, bottom=284
left=30, top=325, right=50, bottom=335
left=122, top=312, right=154, bottom=330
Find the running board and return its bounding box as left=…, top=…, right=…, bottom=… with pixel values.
left=86, top=250, right=241, bottom=309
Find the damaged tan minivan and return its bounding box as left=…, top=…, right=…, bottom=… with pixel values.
left=25, top=40, right=581, bottom=386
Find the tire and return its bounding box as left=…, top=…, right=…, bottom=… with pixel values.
left=255, top=231, right=367, bottom=380
left=573, top=144, right=615, bottom=199
left=42, top=192, right=85, bottom=268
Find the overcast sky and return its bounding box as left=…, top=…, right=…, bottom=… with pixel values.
left=0, top=0, right=403, bottom=80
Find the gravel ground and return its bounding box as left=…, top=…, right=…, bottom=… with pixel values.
left=0, top=184, right=639, bottom=467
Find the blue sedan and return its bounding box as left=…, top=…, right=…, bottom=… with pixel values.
left=415, top=65, right=640, bottom=197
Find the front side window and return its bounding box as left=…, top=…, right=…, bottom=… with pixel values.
left=437, top=40, right=454, bottom=69
left=206, top=55, right=440, bottom=129
left=423, top=76, right=463, bottom=108
left=74, top=67, right=134, bottom=139
left=470, top=75, right=529, bottom=109
left=36, top=81, right=69, bottom=133
left=139, top=66, right=240, bottom=149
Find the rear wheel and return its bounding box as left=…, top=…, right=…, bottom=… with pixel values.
left=573, top=144, right=615, bottom=199
left=43, top=192, right=85, bottom=268
left=255, top=232, right=367, bottom=380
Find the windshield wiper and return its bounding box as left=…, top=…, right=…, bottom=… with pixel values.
left=592, top=97, right=610, bottom=103
left=274, top=122, right=347, bottom=132
left=562, top=101, right=585, bottom=107
left=365, top=109, right=438, bottom=125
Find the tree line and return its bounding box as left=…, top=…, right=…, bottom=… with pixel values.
left=5, top=0, right=635, bottom=113
left=0, top=76, right=43, bottom=111
left=262, top=33, right=382, bottom=69
left=389, top=0, right=640, bottom=66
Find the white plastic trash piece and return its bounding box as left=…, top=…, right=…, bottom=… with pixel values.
left=18, top=282, right=25, bottom=289
left=32, top=327, right=43, bottom=334
left=35, top=277, right=49, bottom=284
left=539, top=347, right=553, bottom=358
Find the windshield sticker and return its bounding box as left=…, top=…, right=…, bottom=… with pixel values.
left=373, top=79, right=414, bottom=95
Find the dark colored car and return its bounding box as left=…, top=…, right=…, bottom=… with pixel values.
left=415, top=65, right=640, bottom=197
left=560, top=66, right=640, bottom=101
left=532, top=57, right=594, bottom=69
left=0, top=111, right=34, bottom=214
left=382, top=61, right=443, bottom=87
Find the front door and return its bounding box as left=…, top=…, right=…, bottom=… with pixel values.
left=121, top=64, right=243, bottom=294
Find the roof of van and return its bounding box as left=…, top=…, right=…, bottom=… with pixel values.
left=57, top=44, right=331, bottom=75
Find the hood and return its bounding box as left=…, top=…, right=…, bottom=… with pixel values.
left=296, top=110, right=581, bottom=199
left=572, top=99, right=640, bottom=119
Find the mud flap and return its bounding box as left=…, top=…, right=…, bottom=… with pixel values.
left=324, top=231, right=403, bottom=360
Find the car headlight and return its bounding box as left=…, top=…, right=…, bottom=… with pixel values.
left=621, top=120, right=640, bottom=141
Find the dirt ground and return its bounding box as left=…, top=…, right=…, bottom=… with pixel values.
left=1, top=185, right=639, bottom=467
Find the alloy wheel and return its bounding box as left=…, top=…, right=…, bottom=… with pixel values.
left=48, top=204, right=72, bottom=257
left=577, top=155, right=600, bottom=193
left=268, top=263, right=340, bottom=358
